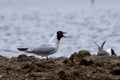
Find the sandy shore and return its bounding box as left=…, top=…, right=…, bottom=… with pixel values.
left=0, top=50, right=120, bottom=80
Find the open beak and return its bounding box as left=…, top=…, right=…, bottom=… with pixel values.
left=63, top=32, right=67, bottom=38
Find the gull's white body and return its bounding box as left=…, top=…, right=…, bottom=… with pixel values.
left=106, top=48, right=111, bottom=55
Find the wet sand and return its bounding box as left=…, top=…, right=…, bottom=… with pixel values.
left=0, top=50, right=120, bottom=80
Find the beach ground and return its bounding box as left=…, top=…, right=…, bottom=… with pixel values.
left=0, top=50, right=120, bottom=80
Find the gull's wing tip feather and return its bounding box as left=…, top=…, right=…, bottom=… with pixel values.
left=17, top=48, right=28, bottom=51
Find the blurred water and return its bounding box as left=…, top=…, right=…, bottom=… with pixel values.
left=0, top=0, right=120, bottom=58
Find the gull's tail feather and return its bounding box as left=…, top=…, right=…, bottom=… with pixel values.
left=17, top=48, right=28, bottom=51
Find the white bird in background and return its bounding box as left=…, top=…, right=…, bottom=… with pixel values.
left=94, top=40, right=116, bottom=56
left=17, top=31, right=66, bottom=59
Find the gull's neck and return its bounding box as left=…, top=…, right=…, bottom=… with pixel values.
left=48, top=33, right=60, bottom=44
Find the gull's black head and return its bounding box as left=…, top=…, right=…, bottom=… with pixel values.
left=57, top=31, right=66, bottom=40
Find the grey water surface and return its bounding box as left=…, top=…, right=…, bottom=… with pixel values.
left=0, top=0, right=120, bottom=58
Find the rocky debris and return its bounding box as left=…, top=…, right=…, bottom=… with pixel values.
left=69, top=50, right=90, bottom=61
left=111, top=68, right=120, bottom=75
left=79, top=58, right=94, bottom=66
left=0, top=50, right=120, bottom=80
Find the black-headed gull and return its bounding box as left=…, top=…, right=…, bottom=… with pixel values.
left=17, top=31, right=66, bottom=59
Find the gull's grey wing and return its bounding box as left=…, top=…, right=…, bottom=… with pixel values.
left=94, top=41, right=108, bottom=55
left=94, top=41, right=101, bottom=50
left=30, top=44, right=55, bottom=54
left=94, top=41, right=106, bottom=50
left=101, top=40, right=106, bottom=49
